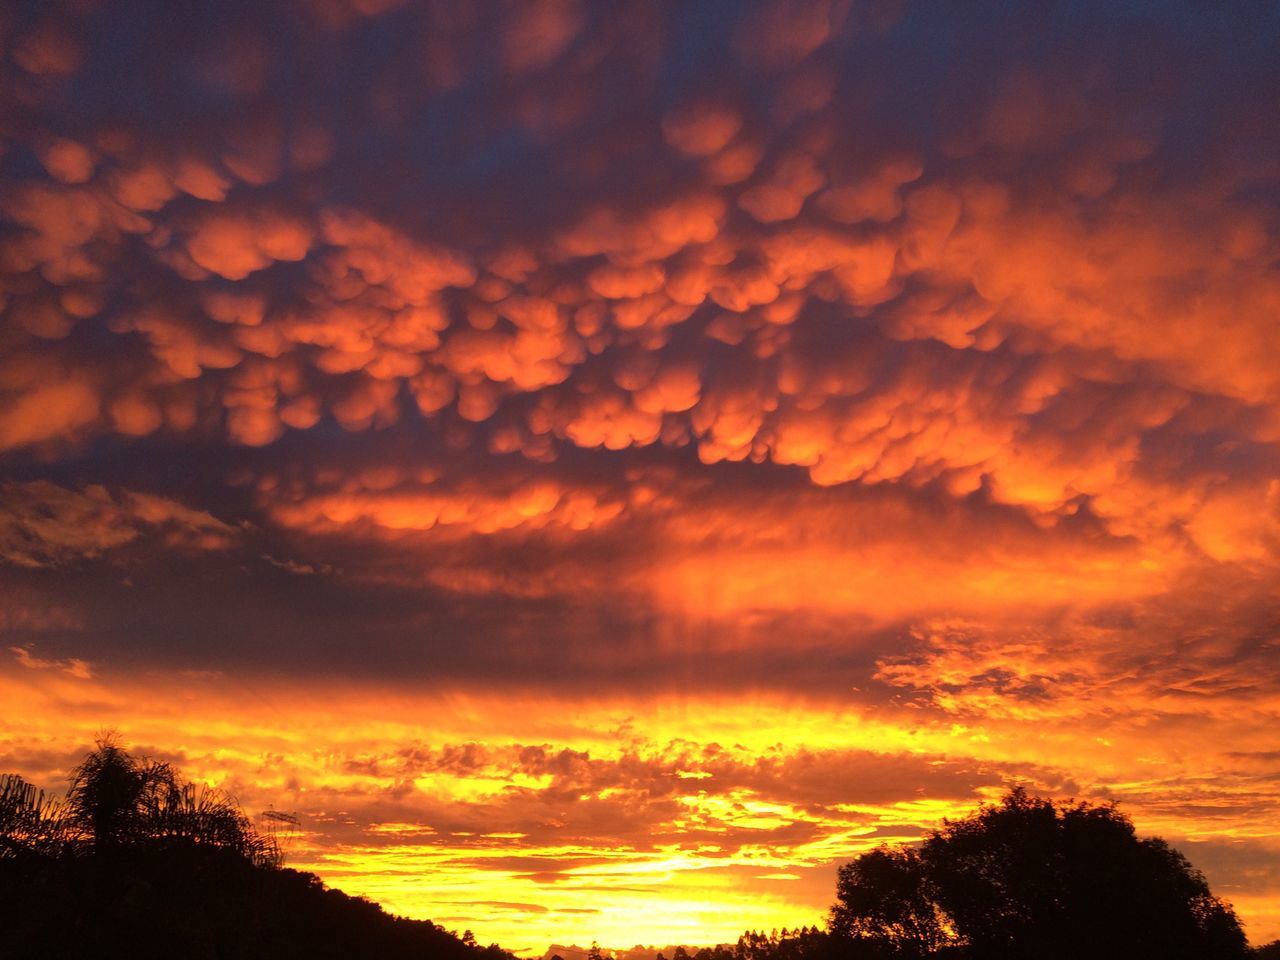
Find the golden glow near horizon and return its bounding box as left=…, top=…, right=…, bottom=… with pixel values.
left=4, top=667, right=1279, bottom=949
left=2, top=0, right=1280, bottom=952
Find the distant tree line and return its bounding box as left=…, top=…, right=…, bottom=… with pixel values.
left=659, top=927, right=831, bottom=960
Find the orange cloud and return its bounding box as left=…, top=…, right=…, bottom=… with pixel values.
left=186, top=208, right=312, bottom=279
left=663, top=101, right=743, bottom=158
left=0, top=481, right=240, bottom=567
left=9, top=644, right=92, bottom=680
left=4, top=1, right=1280, bottom=950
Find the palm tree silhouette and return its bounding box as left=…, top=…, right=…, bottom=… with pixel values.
left=0, top=773, right=70, bottom=858
left=2, top=735, right=280, bottom=866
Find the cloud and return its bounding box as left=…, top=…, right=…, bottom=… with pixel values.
left=0, top=481, right=241, bottom=568
left=2, top=0, right=1280, bottom=948
left=1, top=0, right=1274, bottom=563
left=185, top=207, right=312, bottom=280
left=9, top=644, right=91, bottom=679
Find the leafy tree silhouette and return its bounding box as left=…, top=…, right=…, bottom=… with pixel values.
left=829, top=847, right=947, bottom=958
left=831, top=788, right=1249, bottom=960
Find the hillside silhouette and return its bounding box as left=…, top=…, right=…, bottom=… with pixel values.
left=3, top=741, right=1276, bottom=959
left=0, top=737, right=511, bottom=960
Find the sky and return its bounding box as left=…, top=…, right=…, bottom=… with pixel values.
left=1, top=0, right=1279, bottom=949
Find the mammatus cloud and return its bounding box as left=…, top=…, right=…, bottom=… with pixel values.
left=2, top=1, right=1276, bottom=546
left=1, top=0, right=1278, bottom=949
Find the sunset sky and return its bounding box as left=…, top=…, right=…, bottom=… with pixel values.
left=2, top=0, right=1279, bottom=950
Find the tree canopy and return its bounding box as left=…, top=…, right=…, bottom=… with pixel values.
left=830, top=788, right=1249, bottom=960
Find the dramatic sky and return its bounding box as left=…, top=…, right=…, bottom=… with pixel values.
left=2, top=0, right=1279, bottom=949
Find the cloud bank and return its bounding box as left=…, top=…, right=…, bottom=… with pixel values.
left=1, top=0, right=1278, bottom=949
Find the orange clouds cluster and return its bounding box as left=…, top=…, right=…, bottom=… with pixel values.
left=3, top=0, right=1280, bottom=951
left=2, top=49, right=1275, bottom=563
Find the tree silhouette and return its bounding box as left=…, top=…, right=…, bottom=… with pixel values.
left=64, top=735, right=145, bottom=852
left=8, top=734, right=285, bottom=865
left=0, top=738, right=514, bottom=960
left=832, top=788, right=1249, bottom=960
left=829, top=847, right=947, bottom=958
left=0, top=773, right=70, bottom=858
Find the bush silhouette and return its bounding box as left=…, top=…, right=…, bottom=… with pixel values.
left=830, top=788, right=1249, bottom=959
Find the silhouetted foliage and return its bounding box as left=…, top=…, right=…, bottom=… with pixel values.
left=616, top=931, right=833, bottom=960
left=0, top=772, right=70, bottom=858
left=0, top=848, right=514, bottom=960
left=830, top=788, right=1249, bottom=960
left=829, top=847, right=949, bottom=959
left=3, top=735, right=281, bottom=866
left=732, top=927, right=833, bottom=960
left=4, top=749, right=1263, bottom=960
left=0, top=739, right=514, bottom=960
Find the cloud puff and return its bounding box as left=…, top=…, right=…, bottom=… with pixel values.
left=185, top=208, right=312, bottom=280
